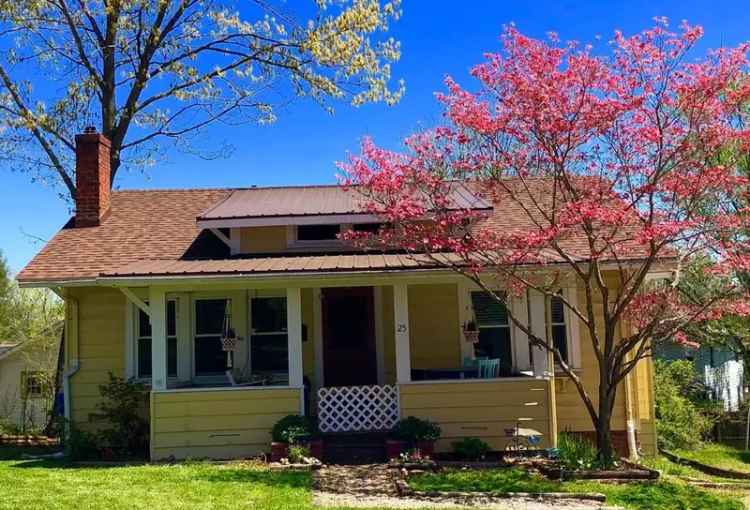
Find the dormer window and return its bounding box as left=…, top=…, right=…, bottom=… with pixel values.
left=297, top=224, right=340, bottom=241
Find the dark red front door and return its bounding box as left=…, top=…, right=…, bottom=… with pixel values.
left=322, top=287, right=377, bottom=387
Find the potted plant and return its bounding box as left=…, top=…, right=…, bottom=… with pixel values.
left=385, top=436, right=405, bottom=460
left=270, top=415, right=316, bottom=462
left=392, top=416, right=442, bottom=457
left=462, top=320, right=480, bottom=343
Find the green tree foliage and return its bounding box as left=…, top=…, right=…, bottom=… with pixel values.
left=654, top=359, right=717, bottom=450
left=0, top=0, right=404, bottom=201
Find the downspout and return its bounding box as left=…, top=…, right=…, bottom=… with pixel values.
left=57, top=289, right=80, bottom=440
left=624, top=368, right=639, bottom=461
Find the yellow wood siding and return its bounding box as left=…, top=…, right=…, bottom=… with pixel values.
left=150, top=388, right=301, bottom=460
left=67, top=287, right=125, bottom=431
left=238, top=226, right=288, bottom=253
left=408, top=284, right=461, bottom=370
left=399, top=380, right=552, bottom=452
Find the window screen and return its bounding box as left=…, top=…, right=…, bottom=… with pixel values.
left=550, top=295, right=568, bottom=363
left=194, top=299, right=229, bottom=375
left=251, top=297, right=288, bottom=374
left=137, top=300, right=178, bottom=379
left=471, top=291, right=512, bottom=375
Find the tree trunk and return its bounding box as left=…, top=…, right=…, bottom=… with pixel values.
left=596, top=387, right=616, bottom=465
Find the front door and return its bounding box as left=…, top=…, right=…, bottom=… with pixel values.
left=322, top=287, right=378, bottom=387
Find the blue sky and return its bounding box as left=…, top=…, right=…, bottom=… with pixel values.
left=2, top=0, right=750, bottom=274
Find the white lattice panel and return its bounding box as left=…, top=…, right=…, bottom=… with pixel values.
left=317, top=385, right=400, bottom=433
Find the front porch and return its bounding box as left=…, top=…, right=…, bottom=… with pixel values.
left=124, top=278, right=561, bottom=460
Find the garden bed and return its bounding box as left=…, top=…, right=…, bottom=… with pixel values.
left=0, top=434, right=59, bottom=447
left=533, top=458, right=660, bottom=481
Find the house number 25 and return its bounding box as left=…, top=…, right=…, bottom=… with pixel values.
left=397, top=324, right=407, bottom=333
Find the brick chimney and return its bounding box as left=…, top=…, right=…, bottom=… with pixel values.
left=75, top=127, right=111, bottom=227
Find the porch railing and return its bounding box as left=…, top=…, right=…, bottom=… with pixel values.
left=317, top=384, right=400, bottom=433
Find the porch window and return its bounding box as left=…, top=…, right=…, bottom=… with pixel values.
left=297, top=224, right=340, bottom=241
left=471, top=291, right=512, bottom=375
left=136, top=300, right=177, bottom=379
left=250, top=296, right=288, bottom=373
left=194, top=299, right=230, bottom=376
left=550, top=295, right=568, bottom=363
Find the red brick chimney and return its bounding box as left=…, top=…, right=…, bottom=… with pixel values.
left=75, top=127, right=111, bottom=227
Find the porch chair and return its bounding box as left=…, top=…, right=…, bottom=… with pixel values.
left=477, top=358, right=500, bottom=378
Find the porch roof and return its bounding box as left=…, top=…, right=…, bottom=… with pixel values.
left=99, top=253, right=464, bottom=278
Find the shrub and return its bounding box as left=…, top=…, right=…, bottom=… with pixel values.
left=96, top=374, right=149, bottom=458
left=654, top=359, right=715, bottom=450
left=556, top=432, right=599, bottom=471
left=66, top=425, right=100, bottom=460
left=271, top=415, right=316, bottom=444
left=392, top=416, right=441, bottom=443
left=452, top=437, right=491, bottom=460
left=287, top=444, right=310, bottom=463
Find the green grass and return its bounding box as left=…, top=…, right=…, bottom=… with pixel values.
left=673, top=443, right=750, bottom=474
left=408, top=467, right=745, bottom=510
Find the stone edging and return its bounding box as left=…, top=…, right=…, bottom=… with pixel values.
left=391, top=465, right=607, bottom=503
left=661, top=449, right=750, bottom=480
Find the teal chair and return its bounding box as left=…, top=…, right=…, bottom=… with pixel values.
left=477, top=358, right=500, bottom=378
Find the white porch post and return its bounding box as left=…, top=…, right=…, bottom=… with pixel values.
left=528, top=290, right=549, bottom=378
left=393, top=283, right=411, bottom=383
left=149, top=287, right=168, bottom=390
left=286, top=287, right=304, bottom=389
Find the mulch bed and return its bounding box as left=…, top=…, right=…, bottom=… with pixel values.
left=0, top=434, right=59, bottom=447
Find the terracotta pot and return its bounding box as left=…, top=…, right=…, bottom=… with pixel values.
left=385, top=439, right=405, bottom=459
left=308, top=439, right=324, bottom=460
left=270, top=442, right=289, bottom=462
left=415, top=440, right=435, bottom=457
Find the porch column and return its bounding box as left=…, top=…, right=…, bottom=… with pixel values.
left=149, top=287, right=168, bottom=391
left=528, top=290, right=550, bottom=378
left=393, top=283, right=411, bottom=383
left=286, top=287, right=304, bottom=388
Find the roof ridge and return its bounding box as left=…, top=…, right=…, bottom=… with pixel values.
left=112, top=183, right=345, bottom=194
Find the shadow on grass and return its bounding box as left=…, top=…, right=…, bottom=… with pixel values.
left=193, top=467, right=310, bottom=488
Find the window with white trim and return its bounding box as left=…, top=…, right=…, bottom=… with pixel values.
left=250, top=296, right=288, bottom=373
left=471, top=291, right=512, bottom=375
left=194, top=298, right=230, bottom=376
left=136, top=300, right=177, bottom=379
left=297, top=224, right=340, bottom=241
left=550, top=295, right=569, bottom=364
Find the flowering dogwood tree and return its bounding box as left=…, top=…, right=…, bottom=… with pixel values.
left=341, top=20, right=750, bottom=462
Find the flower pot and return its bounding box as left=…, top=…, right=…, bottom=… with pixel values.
left=463, top=330, right=480, bottom=343
left=308, top=439, right=324, bottom=460
left=270, top=442, right=289, bottom=462
left=385, top=439, right=405, bottom=459
left=415, top=440, right=435, bottom=457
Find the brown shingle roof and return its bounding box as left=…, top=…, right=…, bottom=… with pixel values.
left=197, top=182, right=491, bottom=221
left=17, top=189, right=231, bottom=283
left=18, top=180, right=658, bottom=284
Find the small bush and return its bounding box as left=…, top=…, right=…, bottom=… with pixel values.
left=556, top=432, right=599, bottom=471
left=271, top=415, right=316, bottom=444
left=392, top=417, right=441, bottom=443
left=96, top=374, right=149, bottom=458
left=452, top=437, right=491, bottom=460
left=287, top=444, right=310, bottom=463
left=654, top=360, right=715, bottom=450
left=67, top=425, right=100, bottom=461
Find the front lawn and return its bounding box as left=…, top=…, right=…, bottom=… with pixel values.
left=672, top=443, right=750, bottom=474
left=409, top=467, right=744, bottom=510
left=0, top=449, right=311, bottom=510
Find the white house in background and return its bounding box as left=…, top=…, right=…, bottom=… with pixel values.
left=0, top=338, right=59, bottom=433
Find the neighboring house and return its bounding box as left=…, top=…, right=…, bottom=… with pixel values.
left=0, top=339, right=58, bottom=432
left=655, top=342, right=745, bottom=411
left=18, top=130, right=660, bottom=460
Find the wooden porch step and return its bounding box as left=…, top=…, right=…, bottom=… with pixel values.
left=321, top=433, right=388, bottom=465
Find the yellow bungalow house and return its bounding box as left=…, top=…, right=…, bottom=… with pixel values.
left=18, top=130, right=658, bottom=460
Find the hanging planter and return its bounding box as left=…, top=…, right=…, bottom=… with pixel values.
left=221, top=328, right=239, bottom=352
left=462, top=321, right=480, bottom=343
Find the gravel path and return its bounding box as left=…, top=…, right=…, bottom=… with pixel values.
left=311, top=464, right=620, bottom=509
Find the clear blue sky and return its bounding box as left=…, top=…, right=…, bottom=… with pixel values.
left=2, top=0, right=749, bottom=274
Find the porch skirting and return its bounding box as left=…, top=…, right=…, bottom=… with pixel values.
left=149, top=386, right=302, bottom=461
